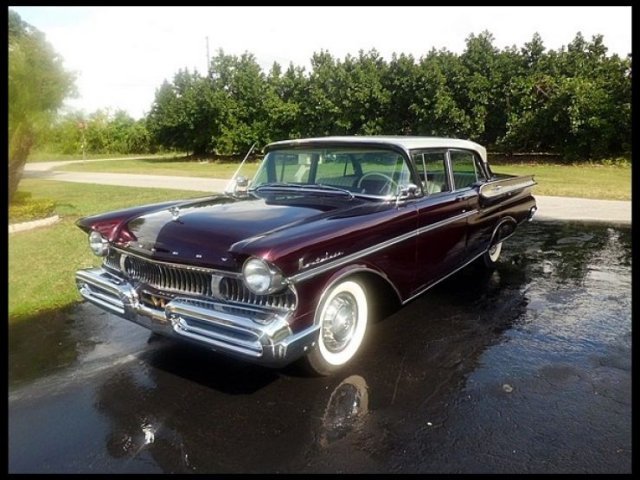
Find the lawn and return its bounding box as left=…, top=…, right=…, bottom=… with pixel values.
left=491, top=163, right=631, bottom=201
left=59, top=156, right=261, bottom=178
left=9, top=180, right=209, bottom=323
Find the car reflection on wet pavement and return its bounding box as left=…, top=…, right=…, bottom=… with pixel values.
left=8, top=222, right=631, bottom=473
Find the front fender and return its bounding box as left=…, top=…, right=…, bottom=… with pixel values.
left=290, top=262, right=401, bottom=329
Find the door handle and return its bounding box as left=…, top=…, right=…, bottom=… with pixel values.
left=455, top=194, right=467, bottom=202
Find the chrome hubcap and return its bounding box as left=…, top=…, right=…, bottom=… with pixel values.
left=489, top=242, right=502, bottom=261
left=321, top=293, right=358, bottom=353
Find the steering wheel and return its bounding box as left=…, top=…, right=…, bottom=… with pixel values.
left=356, top=172, right=398, bottom=195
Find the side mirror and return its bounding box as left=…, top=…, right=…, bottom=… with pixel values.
left=231, top=175, right=249, bottom=195
left=396, top=183, right=421, bottom=206
left=397, top=183, right=420, bottom=198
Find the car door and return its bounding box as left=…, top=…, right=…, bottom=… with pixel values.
left=448, top=149, right=494, bottom=259
left=411, top=149, right=471, bottom=296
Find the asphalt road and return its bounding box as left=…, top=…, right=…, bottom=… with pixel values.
left=8, top=222, right=631, bottom=473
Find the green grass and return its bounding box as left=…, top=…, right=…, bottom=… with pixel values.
left=491, top=163, right=630, bottom=201
left=58, top=157, right=261, bottom=178
left=9, top=180, right=209, bottom=323
left=26, top=151, right=182, bottom=162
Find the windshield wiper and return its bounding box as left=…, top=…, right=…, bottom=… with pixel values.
left=251, top=182, right=299, bottom=191
left=300, top=183, right=354, bottom=199
left=252, top=183, right=354, bottom=199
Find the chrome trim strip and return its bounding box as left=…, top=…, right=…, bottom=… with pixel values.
left=402, top=250, right=485, bottom=304
left=289, top=209, right=478, bottom=283
left=416, top=209, right=477, bottom=236
left=479, top=176, right=536, bottom=200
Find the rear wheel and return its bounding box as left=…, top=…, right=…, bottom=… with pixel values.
left=303, top=279, right=369, bottom=376
left=482, top=241, right=503, bottom=268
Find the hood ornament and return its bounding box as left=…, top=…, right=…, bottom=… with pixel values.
left=169, top=206, right=181, bottom=221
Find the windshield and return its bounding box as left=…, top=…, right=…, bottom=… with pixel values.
left=248, top=147, right=413, bottom=198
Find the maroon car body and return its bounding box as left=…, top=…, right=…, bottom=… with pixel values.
left=75, top=136, right=536, bottom=374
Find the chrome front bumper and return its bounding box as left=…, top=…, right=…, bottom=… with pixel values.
left=75, top=268, right=319, bottom=367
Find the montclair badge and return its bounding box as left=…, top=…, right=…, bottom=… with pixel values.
left=298, top=251, right=344, bottom=270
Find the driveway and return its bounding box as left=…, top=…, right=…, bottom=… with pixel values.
left=9, top=222, right=631, bottom=473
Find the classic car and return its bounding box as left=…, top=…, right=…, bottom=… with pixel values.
left=75, top=136, right=537, bottom=375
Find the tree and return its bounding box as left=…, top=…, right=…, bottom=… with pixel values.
left=8, top=9, right=75, bottom=202
left=144, top=31, right=629, bottom=160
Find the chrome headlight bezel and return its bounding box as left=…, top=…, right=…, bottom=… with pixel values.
left=242, top=257, right=287, bottom=295
left=89, top=230, right=109, bottom=257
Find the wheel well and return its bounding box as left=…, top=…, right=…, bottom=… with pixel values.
left=350, top=271, right=401, bottom=323
left=490, top=216, right=517, bottom=245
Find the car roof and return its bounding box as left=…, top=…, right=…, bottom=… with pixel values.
left=264, top=136, right=487, bottom=162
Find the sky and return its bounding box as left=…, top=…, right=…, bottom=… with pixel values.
left=11, top=6, right=632, bottom=120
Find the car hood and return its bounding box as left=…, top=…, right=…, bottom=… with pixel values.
left=120, top=193, right=369, bottom=270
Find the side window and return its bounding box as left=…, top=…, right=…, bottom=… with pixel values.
left=450, top=150, right=486, bottom=190
left=414, top=150, right=450, bottom=195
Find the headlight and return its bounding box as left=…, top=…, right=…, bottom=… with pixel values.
left=242, top=257, right=286, bottom=295
left=89, top=230, right=108, bottom=256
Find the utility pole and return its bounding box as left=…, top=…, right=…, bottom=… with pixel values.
left=205, top=36, right=210, bottom=75
left=78, top=121, right=86, bottom=164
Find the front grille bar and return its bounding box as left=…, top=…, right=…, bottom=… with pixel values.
left=123, top=254, right=213, bottom=297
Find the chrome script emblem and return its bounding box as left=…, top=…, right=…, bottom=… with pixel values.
left=169, top=206, right=181, bottom=221
left=298, top=251, right=344, bottom=270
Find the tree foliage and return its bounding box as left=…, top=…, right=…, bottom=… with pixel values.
left=8, top=9, right=76, bottom=201
left=26, top=26, right=630, bottom=163
left=38, top=109, right=154, bottom=155
left=146, top=31, right=630, bottom=160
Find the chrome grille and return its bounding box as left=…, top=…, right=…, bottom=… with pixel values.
left=219, top=277, right=296, bottom=310
left=104, top=249, right=122, bottom=271
left=123, top=254, right=213, bottom=297
left=110, top=250, right=297, bottom=311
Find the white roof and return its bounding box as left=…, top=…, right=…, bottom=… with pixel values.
left=265, top=136, right=487, bottom=162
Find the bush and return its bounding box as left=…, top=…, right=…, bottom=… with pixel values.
left=9, top=191, right=56, bottom=223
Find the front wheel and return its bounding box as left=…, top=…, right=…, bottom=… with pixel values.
left=482, top=241, right=503, bottom=268
left=303, top=279, right=369, bottom=376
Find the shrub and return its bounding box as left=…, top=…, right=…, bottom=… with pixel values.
left=9, top=191, right=56, bottom=223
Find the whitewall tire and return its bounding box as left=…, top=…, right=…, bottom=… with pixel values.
left=482, top=241, right=503, bottom=268
left=304, top=279, right=369, bottom=375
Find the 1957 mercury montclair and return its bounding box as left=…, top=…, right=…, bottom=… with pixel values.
left=75, top=136, right=537, bottom=374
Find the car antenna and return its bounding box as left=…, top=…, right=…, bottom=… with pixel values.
left=225, top=142, right=257, bottom=194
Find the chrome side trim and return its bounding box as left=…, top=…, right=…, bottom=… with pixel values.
left=479, top=176, right=536, bottom=200
left=416, top=209, right=477, bottom=236
left=402, top=250, right=485, bottom=304
left=290, top=209, right=477, bottom=283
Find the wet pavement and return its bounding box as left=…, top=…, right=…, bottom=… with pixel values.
left=8, top=222, right=631, bottom=473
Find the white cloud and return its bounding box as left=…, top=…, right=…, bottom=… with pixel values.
left=12, top=6, right=632, bottom=119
